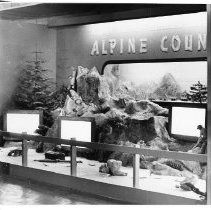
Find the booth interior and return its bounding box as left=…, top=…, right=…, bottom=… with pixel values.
left=0, top=3, right=208, bottom=204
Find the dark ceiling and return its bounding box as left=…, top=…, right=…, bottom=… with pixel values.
left=0, top=3, right=206, bottom=20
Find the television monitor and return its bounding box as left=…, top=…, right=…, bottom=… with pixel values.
left=58, top=117, right=95, bottom=142
left=170, top=106, right=206, bottom=141
left=4, top=110, right=43, bottom=136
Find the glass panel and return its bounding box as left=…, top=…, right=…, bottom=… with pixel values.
left=104, top=62, right=207, bottom=101
left=99, top=62, right=207, bottom=200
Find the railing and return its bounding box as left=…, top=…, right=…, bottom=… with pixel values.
left=0, top=130, right=207, bottom=189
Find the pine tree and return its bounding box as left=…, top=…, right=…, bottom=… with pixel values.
left=188, top=81, right=207, bottom=103
left=15, top=51, right=55, bottom=111
left=180, top=91, right=189, bottom=101
left=13, top=51, right=69, bottom=153
left=14, top=51, right=69, bottom=130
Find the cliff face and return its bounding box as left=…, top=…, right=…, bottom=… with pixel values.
left=153, top=73, right=182, bottom=99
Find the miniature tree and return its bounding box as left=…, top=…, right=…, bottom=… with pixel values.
left=180, top=91, right=189, bottom=101
left=188, top=81, right=207, bottom=103
left=14, top=52, right=69, bottom=152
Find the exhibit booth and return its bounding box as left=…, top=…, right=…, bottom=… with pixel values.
left=0, top=3, right=210, bottom=205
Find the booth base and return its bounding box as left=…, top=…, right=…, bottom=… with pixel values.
left=0, top=161, right=205, bottom=205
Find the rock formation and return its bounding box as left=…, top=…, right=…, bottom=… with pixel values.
left=99, top=159, right=127, bottom=176
left=40, top=65, right=204, bottom=179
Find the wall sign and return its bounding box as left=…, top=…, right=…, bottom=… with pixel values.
left=57, top=15, right=207, bottom=86
left=90, top=34, right=206, bottom=56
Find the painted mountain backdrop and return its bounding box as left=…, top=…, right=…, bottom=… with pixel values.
left=152, top=73, right=182, bottom=100
left=107, top=62, right=207, bottom=101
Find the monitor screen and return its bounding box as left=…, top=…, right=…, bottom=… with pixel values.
left=60, top=118, right=93, bottom=142
left=171, top=107, right=206, bottom=137
left=5, top=111, right=42, bottom=135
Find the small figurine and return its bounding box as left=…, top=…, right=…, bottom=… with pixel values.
left=192, top=125, right=207, bottom=154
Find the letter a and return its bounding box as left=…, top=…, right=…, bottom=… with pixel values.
left=91, top=40, right=99, bottom=55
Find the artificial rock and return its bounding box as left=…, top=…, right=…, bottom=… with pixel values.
left=40, top=65, right=203, bottom=178
left=99, top=159, right=127, bottom=176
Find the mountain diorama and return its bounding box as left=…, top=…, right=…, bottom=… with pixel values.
left=34, top=66, right=205, bottom=179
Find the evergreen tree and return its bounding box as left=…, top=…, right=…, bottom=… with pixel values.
left=180, top=91, right=189, bottom=101
left=15, top=51, right=55, bottom=111
left=14, top=52, right=69, bottom=129
left=188, top=81, right=207, bottom=103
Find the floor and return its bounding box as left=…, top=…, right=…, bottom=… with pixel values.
left=0, top=144, right=206, bottom=202
left=0, top=175, right=122, bottom=205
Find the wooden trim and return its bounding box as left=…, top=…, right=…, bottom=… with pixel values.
left=0, top=130, right=207, bottom=163
left=0, top=162, right=204, bottom=205
left=206, top=4, right=211, bottom=205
